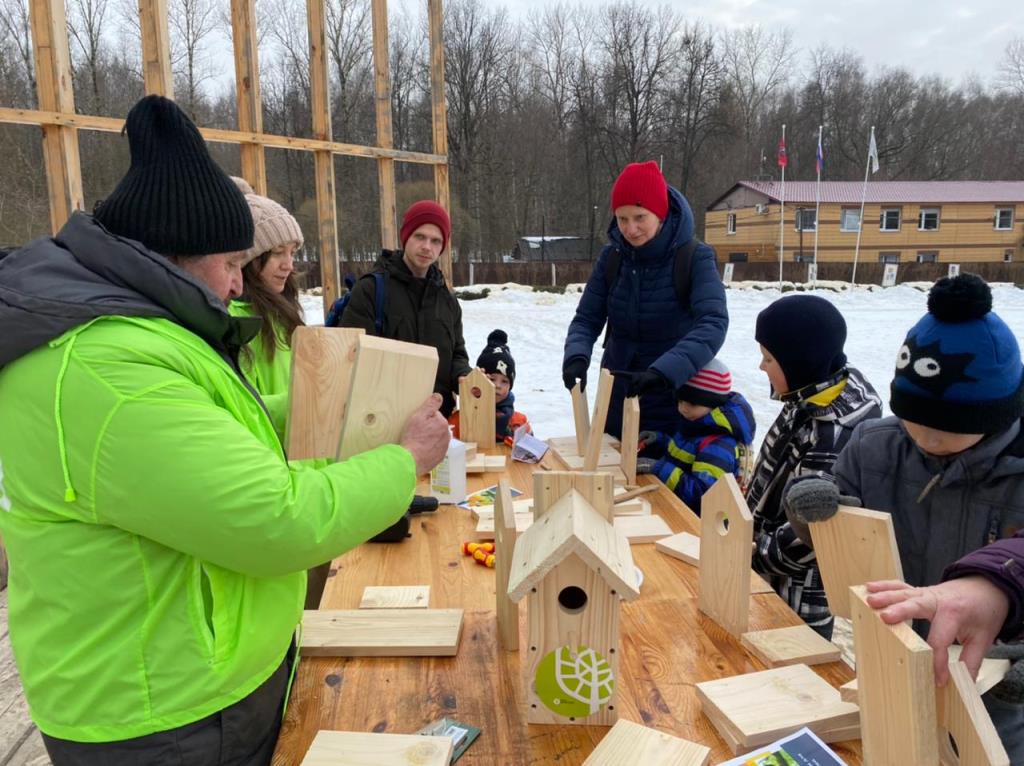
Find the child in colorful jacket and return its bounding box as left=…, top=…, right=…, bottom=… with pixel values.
left=637, top=359, right=755, bottom=514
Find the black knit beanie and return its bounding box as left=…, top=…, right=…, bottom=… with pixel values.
left=94, top=95, right=254, bottom=256
left=755, top=295, right=848, bottom=392
left=476, top=329, right=516, bottom=389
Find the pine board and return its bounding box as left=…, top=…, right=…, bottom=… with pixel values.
left=584, top=370, right=615, bottom=471
left=582, top=719, right=710, bottom=766
left=358, top=586, right=430, bottom=609
left=611, top=497, right=651, bottom=517
left=466, top=454, right=506, bottom=473
left=697, top=475, right=754, bottom=636
left=740, top=625, right=841, bottom=668
left=459, top=368, right=496, bottom=447
left=300, top=608, right=463, bottom=657
left=572, top=383, right=590, bottom=455
left=494, top=480, right=519, bottom=650
left=473, top=511, right=534, bottom=540
left=655, top=531, right=773, bottom=594
left=620, top=397, right=640, bottom=486
left=612, top=514, right=673, bottom=544
left=299, top=730, right=454, bottom=766
left=937, top=661, right=1009, bottom=766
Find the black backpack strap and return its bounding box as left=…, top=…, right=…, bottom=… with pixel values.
left=603, top=247, right=622, bottom=293
left=673, top=238, right=698, bottom=307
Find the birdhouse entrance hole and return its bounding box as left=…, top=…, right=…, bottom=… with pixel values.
left=557, top=585, right=588, bottom=614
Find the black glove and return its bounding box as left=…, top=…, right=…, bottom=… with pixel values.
left=638, top=431, right=659, bottom=451
left=782, top=476, right=861, bottom=547
left=563, top=358, right=589, bottom=392
left=613, top=369, right=668, bottom=398
left=636, top=457, right=658, bottom=475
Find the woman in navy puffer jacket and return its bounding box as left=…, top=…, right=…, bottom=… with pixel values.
left=562, top=161, right=728, bottom=439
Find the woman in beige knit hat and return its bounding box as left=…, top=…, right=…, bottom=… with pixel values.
left=229, top=177, right=306, bottom=397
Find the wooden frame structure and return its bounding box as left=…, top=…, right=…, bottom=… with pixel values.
left=1, top=0, right=452, bottom=309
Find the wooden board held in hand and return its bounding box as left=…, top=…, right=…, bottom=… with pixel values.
left=740, top=625, right=842, bottom=668
left=582, top=719, right=710, bottom=766
left=300, top=608, right=463, bottom=657
left=299, top=730, right=454, bottom=766
left=358, top=586, right=430, bottom=609
left=337, top=335, right=438, bottom=460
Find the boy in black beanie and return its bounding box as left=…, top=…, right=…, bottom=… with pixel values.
left=747, top=294, right=883, bottom=638
left=474, top=329, right=530, bottom=443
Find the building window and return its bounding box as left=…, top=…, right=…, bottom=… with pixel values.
left=916, top=251, right=938, bottom=263
left=879, top=252, right=901, bottom=264
left=727, top=213, right=737, bottom=234
left=918, top=208, right=940, bottom=231
left=840, top=208, right=862, bottom=232
left=728, top=252, right=748, bottom=263
left=795, top=209, right=817, bottom=231
left=995, top=208, right=1015, bottom=230
left=880, top=208, right=901, bottom=231
left=793, top=252, right=813, bottom=263
left=1006, top=250, right=1015, bottom=263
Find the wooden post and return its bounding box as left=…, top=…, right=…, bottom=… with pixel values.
left=583, top=370, right=614, bottom=471
left=494, top=480, right=519, bottom=651
left=571, top=383, right=590, bottom=455
left=139, top=0, right=173, bottom=96
left=230, top=0, right=266, bottom=194
left=427, top=0, right=452, bottom=287
left=307, top=0, right=341, bottom=311
left=371, top=0, right=397, bottom=250
left=29, top=0, right=83, bottom=233
left=620, top=396, right=640, bottom=486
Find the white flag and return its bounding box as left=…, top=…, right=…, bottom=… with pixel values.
left=868, top=128, right=880, bottom=174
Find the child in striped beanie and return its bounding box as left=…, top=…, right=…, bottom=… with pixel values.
left=637, top=359, right=756, bottom=514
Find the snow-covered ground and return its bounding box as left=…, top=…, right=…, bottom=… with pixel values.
left=302, top=283, right=1024, bottom=450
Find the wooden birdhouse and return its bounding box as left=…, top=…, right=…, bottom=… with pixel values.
left=507, top=488, right=640, bottom=726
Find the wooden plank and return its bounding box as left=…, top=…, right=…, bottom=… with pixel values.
left=468, top=497, right=532, bottom=521
left=611, top=497, right=651, bottom=517
left=949, top=645, right=1010, bottom=696
left=548, top=433, right=619, bottom=458
left=337, top=335, right=438, bottom=460
left=850, top=584, right=938, bottom=765
left=459, top=369, right=496, bottom=448
left=358, top=586, right=429, bottom=609
left=613, top=514, right=673, bottom=544
left=584, top=370, right=615, bottom=471
left=426, top=0, right=451, bottom=288
left=494, top=480, right=519, bottom=651
left=697, top=475, right=753, bottom=636
left=620, top=397, right=640, bottom=486
left=582, top=718, right=710, bottom=765
left=465, top=453, right=506, bottom=473
left=810, top=505, right=903, bottom=620
left=29, top=0, right=83, bottom=233
left=286, top=327, right=363, bottom=460
left=839, top=679, right=858, bottom=703
left=696, top=664, right=860, bottom=750
left=139, top=0, right=173, bottom=96
left=656, top=532, right=773, bottom=594
left=740, top=625, right=841, bottom=668
left=371, top=0, right=397, bottom=251
left=299, top=730, right=454, bottom=766
left=230, top=0, right=266, bottom=193
left=937, top=661, right=1009, bottom=766
left=533, top=471, right=614, bottom=521
left=473, top=511, right=533, bottom=541
left=300, top=609, right=463, bottom=657
left=572, top=383, right=590, bottom=455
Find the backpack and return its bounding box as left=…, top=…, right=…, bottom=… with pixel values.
left=603, top=237, right=714, bottom=308
left=697, top=433, right=755, bottom=494
left=324, top=272, right=387, bottom=333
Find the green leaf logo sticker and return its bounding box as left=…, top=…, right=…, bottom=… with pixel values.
left=534, top=644, right=614, bottom=717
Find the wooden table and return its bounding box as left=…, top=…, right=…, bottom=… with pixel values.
left=273, top=451, right=862, bottom=765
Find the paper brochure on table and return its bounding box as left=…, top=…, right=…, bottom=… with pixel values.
left=718, top=727, right=848, bottom=765
left=457, top=484, right=524, bottom=511
left=511, top=424, right=548, bottom=463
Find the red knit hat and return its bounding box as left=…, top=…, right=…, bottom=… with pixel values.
left=610, top=161, right=669, bottom=220
left=400, top=200, right=451, bottom=253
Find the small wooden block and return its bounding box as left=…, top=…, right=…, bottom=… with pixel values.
left=810, top=505, right=903, bottom=619
left=358, top=585, right=430, bottom=609
left=582, top=718, right=710, bottom=765
left=465, top=453, right=507, bottom=473
left=740, top=625, right=842, bottom=668
left=613, top=514, right=673, bottom=544
left=839, top=679, right=858, bottom=704
left=938, top=661, right=1010, bottom=766
left=697, top=475, right=754, bottom=637
left=572, top=382, right=590, bottom=456
left=463, top=442, right=477, bottom=459
left=474, top=512, right=533, bottom=540
left=337, top=335, right=438, bottom=460
left=559, top=451, right=622, bottom=470
left=470, top=497, right=533, bottom=521
left=656, top=532, right=773, bottom=594
left=696, top=664, right=860, bottom=750
left=286, top=327, right=364, bottom=460
left=612, top=497, right=651, bottom=516
left=459, top=368, right=496, bottom=447
left=299, top=730, right=454, bottom=766
left=300, top=609, right=463, bottom=657
left=547, top=433, right=619, bottom=459
left=584, top=369, right=615, bottom=471
left=620, top=396, right=640, bottom=486
left=949, top=645, right=1011, bottom=696
left=532, top=471, right=614, bottom=521
left=850, top=585, right=938, bottom=764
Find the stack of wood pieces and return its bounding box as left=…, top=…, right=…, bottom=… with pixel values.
left=582, top=719, right=710, bottom=765
left=696, top=664, right=860, bottom=753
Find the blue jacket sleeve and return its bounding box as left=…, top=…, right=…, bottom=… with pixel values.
left=563, top=248, right=611, bottom=366
left=649, top=245, right=728, bottom=387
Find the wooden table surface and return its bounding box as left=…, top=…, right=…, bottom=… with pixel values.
left=272, top=450, right=862, bottom=765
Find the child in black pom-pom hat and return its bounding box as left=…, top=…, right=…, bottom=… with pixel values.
left=450, top=330, right=531, bottom=443
left=785, top=274, right=1024, bottom=760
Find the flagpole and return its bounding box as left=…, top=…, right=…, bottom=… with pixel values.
left=813, top=124, right=822, bottom=286
left=778, top=124, right=786, bottom=288
left=852, top=126, right=874, bottom=286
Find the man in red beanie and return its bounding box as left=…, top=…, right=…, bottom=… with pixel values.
left=341, top=199, right=470, bottom=416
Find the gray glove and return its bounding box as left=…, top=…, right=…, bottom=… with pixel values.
left=782, top=476, right=861, bottom=548
left=636, top=457, right=658, bottom=475
left=988, top=651, right=1024, bottom=704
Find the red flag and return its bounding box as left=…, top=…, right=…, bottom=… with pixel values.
left=777, top=135, right=788, bottom=168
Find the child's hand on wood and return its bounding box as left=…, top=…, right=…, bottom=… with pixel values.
left=636, top=458, right=657, bottom=475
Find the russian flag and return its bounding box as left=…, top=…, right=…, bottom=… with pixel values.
left=816, top=134, right=824, bottom=176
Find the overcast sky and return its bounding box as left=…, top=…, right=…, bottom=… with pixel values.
left=498, top=0, right=1021, bottom=84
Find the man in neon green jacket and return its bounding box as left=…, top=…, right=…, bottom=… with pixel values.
left=0, top=96, right=448, bottom=764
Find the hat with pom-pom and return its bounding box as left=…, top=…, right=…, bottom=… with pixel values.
left=891, top=273, right=1024, bottom=434
left=476, top=329, right=516, bottom=388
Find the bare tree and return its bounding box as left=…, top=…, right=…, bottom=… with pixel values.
left=325, top=0, right=372, bottom=140
left=669, top=22, right=724, bottom=196
left=0, top=0, right=35, bottom=102
left=168, top=0, right=220, bottom=119
left=67, top=0, right=110, bottom=113
left=998, top=36, right=1024, bottom=96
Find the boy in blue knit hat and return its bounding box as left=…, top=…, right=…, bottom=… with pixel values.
left=784, top=274, right=1024, bottom=760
